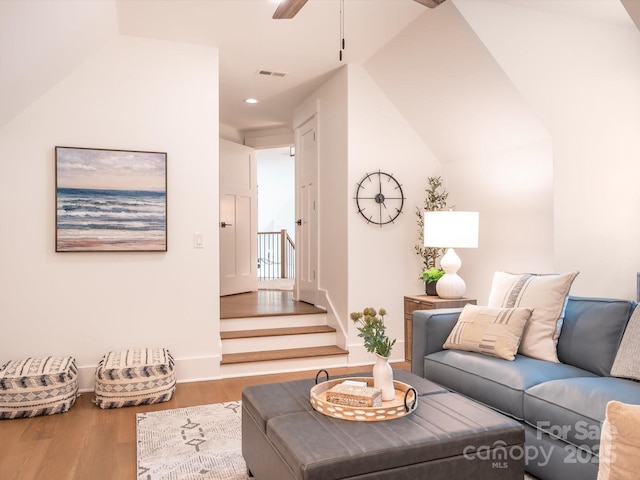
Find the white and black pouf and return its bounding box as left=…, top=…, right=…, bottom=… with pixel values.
left=94, top=347, right=176, bottom=409
left=0, top=356, right=79, bottom=419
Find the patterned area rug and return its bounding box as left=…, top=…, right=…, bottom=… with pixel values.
left=137, top=400, right=539, bottom=480
left=136, top=401, right=247, bottom=480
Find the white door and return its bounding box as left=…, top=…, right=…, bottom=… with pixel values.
left=220, top=139, right=258, bottom=296
left=295, top=115, right=319, bottom=304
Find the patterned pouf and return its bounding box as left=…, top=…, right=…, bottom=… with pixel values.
left=0, top=356, right=79, bottom=419
left=94, top=347, right=176, bottom=409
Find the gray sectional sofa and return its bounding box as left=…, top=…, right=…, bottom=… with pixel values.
left=411, top=296, right=640, bottom=480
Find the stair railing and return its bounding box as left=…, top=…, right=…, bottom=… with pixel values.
left=257, top=229, right=295, bottom=280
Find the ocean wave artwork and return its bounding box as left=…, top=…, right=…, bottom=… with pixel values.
left=56, top=147, right=167, bottom=252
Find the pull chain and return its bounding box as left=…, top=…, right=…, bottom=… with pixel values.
left=339, top=0, right=345, bottom=61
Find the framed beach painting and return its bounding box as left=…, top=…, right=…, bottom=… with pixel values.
left=55, top=146, right=167, bottom=252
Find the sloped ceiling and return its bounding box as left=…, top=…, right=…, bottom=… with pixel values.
left=363, top=0, right=637, bottom=164
left=1, top=0, right=637, bottom=135
left=363, top=1, right=549, bottom=164
left=115, top=0, right=428, bottom=131
left=0, top=0, right=430, bottom=132
left=621, top=0, right=640, bottom=30
left=0, top=0, right=117, bottom=129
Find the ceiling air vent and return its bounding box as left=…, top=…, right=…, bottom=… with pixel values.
left=257, top=69, right=287, bottom=78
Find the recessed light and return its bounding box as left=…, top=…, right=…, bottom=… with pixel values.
left=244, top=98, right=259, bottom=104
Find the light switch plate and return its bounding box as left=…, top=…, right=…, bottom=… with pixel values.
left=194, top=232, right=204, bottom=248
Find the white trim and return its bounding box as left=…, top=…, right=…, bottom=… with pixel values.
left=75, top=354, right=222, bottom=392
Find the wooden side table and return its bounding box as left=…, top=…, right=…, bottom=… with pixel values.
left=404, top=295, right=477, bottom=363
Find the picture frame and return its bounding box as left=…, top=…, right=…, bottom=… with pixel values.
left=56, top=146, right=167, bottom=252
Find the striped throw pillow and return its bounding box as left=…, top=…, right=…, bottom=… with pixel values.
left=443, top=304, right=532, bottom=361
left=488, top=271, right=578, bottom=363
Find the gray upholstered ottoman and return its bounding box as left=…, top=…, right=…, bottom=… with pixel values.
left=242, top=370, right=524, bottom=480
left=94, top=347, right=176, bottom=408
left=242, top=369, right=445, bottom=431
left=0, top=356, right=78, bottom=419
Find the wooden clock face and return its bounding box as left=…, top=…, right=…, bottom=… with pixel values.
left=355, top=171, right=405, bottom=226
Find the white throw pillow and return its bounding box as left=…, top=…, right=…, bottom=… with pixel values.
left=487, top=271, right=578, bottom=363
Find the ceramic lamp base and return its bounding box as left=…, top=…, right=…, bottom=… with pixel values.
left=436, top=248, right=466, bottom=299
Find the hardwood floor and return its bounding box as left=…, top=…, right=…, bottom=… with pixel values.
left=0, top=363, right=409, bottom=480
left=220, top=290, right=324, bottom=319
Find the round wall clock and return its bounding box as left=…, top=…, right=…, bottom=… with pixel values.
left=355, top=170, right=405, bottom=226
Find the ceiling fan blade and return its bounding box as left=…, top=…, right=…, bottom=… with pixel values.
left=414, top=0, right=447, bottom=8
left=273, top=0, right=309, bottom=19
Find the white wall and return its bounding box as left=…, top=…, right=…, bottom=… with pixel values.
left=0, top=35, right=220, bottom=389
left=0, top=0, right=118, bottom=129
left=364, top=2, right=555, bottom=304
left=346, top=64, right=441, bottom=363
left=294, top=64, right=440, bottom=364
left=456, top=0, right=640, bottom=300
left=444, top=140, right=555, bottom=303
left=295, top=67, right=350, bottom=344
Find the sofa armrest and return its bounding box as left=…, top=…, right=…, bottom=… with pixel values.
left=410, top=308, right=463, bottom=378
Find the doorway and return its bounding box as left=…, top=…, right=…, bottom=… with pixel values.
left=256, top=146, right=296, bottom=292
left=218, top=144, right=297, bottom=319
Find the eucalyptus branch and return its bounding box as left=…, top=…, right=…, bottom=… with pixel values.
left=415, top=177, right=451, bottom=271
left=350, top=307, right=396, bottom=357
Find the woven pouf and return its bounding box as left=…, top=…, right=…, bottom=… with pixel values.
left=0, top=356, right=79, bottom=419
left=94, top=348, right=176, bottom=409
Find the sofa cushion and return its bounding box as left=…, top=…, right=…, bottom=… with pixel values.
left=597, top=401, right=640, bottom=480
left=424, top=350, right=595, bottom=420
left=557, top=297, right=635, bottom=376
left=487, top=271, right=578, bottom=363
left=610, top=304, right=640, bottom=380
left=523, top=377, right=640, bottom=453
left=523, top=423, right=599, bottom=480
left=443, top=304, right=531, bottom=361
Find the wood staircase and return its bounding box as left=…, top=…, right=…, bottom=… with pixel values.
left=219, top=291, right=348, bottom=378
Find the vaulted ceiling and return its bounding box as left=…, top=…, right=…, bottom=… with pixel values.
left=1, top=0, right=638, bottom=134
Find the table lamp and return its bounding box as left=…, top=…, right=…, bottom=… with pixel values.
left=423, top=211, right=479, bottom=299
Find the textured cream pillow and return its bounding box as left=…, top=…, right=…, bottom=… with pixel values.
left=443, top=304, right=532, bottom=361
left=597, top=401, right=640, bottom=480
left=487, top=271, right=578, bottom=363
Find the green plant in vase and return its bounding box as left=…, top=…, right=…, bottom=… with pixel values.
left=350, top=307, right=396, bottom=358
left=350, top=307, right=397, bottom=401
left=419, top=267, right=445, bottom=296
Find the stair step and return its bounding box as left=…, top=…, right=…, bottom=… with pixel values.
left=221, top=329, right=337, bottom=354
left=221, top=313, right=327, bottom=331
left=220, top=325, right=335, bottom=340
left=220, top=345, right=348, bottom=365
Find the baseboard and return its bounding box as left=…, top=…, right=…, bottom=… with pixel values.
left=76, top=354, right=222, bottom=392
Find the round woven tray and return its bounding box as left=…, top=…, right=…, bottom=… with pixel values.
left=310, top=375, right=418, bottom=422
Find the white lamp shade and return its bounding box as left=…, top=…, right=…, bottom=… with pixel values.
left=423, top=211, right=479, bottom=248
